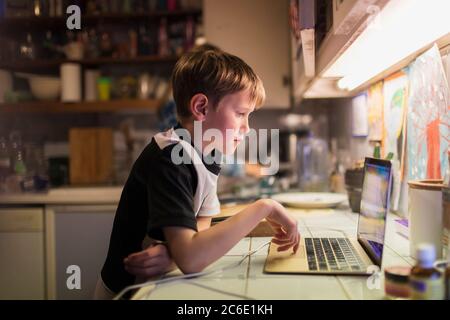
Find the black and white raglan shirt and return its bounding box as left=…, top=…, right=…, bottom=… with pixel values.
left=101, top=124, right=221, bottom=294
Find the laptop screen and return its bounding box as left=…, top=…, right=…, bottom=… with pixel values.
left=357, top=157, right=392, bottom=266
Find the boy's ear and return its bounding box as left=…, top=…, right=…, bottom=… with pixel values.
left=190, top=93, right=209, bottom=120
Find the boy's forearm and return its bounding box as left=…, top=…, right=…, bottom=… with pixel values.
left=164, top=199, right=275, bottom=274
left=196, top=216, right=212, bottom=231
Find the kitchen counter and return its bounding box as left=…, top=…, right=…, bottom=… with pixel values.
left=132, top=208, right=415, bottom=300
left=0, top=186, right=123, bottom=205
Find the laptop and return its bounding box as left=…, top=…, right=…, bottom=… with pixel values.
left=264, top=157, right=392, bottom=275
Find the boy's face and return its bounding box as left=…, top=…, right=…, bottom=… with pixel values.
left=202, top=89, right=254, bottom=155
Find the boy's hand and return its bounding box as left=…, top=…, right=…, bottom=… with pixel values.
left=265, top=200, right=300, bottom=253
left=124, top=244, right=175, bottom=279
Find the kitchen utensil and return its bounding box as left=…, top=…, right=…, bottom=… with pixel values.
left=69, top=128, right=113, bottom=185
left=271, top=192, right=347, bottom=209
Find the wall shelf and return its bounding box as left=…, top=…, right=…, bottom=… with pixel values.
left=0, top=8, right=199, bottom=114
left=0, top=99, right=161, bottom=114
left=0, top=55, right=179, bottom=72
left=0, top=9, right=202, bottom=33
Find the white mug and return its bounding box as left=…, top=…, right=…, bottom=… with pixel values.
left=408, top=179, right=443, bottom=258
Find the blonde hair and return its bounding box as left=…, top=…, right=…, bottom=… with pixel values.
left=171, top=47, right=265, bottom=120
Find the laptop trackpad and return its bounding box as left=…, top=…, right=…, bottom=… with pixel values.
left=264, top=242, right=309, bottom=273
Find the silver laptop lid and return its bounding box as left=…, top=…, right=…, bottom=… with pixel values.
left=357, top=157, right=393, bottom=266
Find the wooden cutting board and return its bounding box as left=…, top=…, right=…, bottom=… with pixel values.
left=69, top=127, right=113, bottom=185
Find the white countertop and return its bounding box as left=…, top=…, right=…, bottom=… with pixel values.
left=0, top=186, right=123, bottom=205
left=132, top=209, right=414, bottom=300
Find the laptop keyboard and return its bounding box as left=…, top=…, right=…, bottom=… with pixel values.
left=305, top=238, right=367, bottom=272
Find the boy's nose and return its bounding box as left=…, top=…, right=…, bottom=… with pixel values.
left=241, top=118, right=250, bottom=135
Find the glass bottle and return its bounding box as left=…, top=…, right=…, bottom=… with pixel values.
left=138, top=24, right=151, bottom=56
left=22, top=142, right=49, bottom=192
left=158, top=18, right=169, bottom=56
left=297, top=134, right=330, bottom=192
left=19, top=33, right=36, bottom=60
left=7, top=132, right=27, bottom=192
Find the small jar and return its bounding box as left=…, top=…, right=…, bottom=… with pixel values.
left=384, top=266, right=411, bottom=299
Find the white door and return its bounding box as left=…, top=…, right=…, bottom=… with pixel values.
left=0, top=207, right=45, bottom=299
left=46, top=205, right=116, bottom=300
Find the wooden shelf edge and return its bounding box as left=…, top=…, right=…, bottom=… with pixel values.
left=0, top=9, right=202, bottom=24
left=0, top=55, right=180, bottom=71
left=0, top=10, right=202, bottom=36
left=0, top=99, right=162, bottom=113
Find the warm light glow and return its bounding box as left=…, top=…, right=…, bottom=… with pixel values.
left=337, top=77, right=350, bottom=90
left=324, top=0, right=450, bottom=90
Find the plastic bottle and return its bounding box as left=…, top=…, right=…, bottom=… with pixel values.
left=410, top=243, right=445, bottom=300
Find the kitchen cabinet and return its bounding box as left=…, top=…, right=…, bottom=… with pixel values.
left=0, top=188, right=121, bottom=299
left=45, top=205, right=116, bottom=300
left=204, top=0, right=291, bottom=109
left=0, top=207, right=46, bottom=299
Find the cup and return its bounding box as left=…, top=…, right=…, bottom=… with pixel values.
left=408, top=179, right=444, bottom=258
left=97, top=77, right=112, bottom=101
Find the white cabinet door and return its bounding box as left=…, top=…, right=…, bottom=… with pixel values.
left=0, top=207, right=45, bottom=299
left=46, top=205, right=116, bottom=300
left=204, top=0, right=291, bottom=109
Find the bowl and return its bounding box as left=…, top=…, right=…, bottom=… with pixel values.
left=28, top=75, right=61, bottom=101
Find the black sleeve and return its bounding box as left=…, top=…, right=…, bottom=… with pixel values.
left=145, top=147, right=198, bottom=241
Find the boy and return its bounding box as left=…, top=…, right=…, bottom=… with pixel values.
left=95, top=47, right=300, bottom=299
